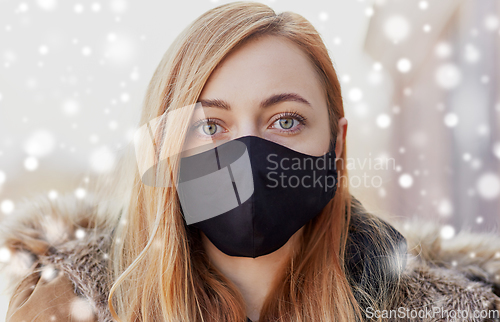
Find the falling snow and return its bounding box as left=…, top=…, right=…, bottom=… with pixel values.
left=91, top=2, right=101, bottom=12
left=443, top=112, right=459, bottom=127
left=24, top=156, right=39, bottom=171
left=484, top=14, right=499, bottom=31
left=440, top=225, right=455, bottom=239
left=120, top=92, right=130, bottom=102
left=0, top=0, right=498, bottom=249
left=476, top=173, right=500, bottom=200
left=23, top=129, right=56, bottom=157
left=104, top=34, right=136, bottom=66
left=70, top=297, right=95, bottom=321
left=41, top=265, right=58, bottom=282
left=108, top=120, right=118, bottom=130
left=130, top=67, right=140, bottom=80
left=367, top=70, right=382, bottom=84
left=318, top=11, right=329, bottom=22
left=0, top=170, right=5, bottom=185
left=435, top=63, right=462, bottom=89
left=39, top=45, right=49, bottom=55
left=82, top=46, right=92, bottom=56
left=384, top=15, right=410, bottom=42
left=348, top=88, right=363, bottom=102
left=75, top=229, right=86, bottom=239
left=493, top=142, right=500, bottom=160
left=36, top=0, right=57, bottom=11
left=75, top=188, right=87, bottom=199
left=109, top=0, right=128, bottom=14
left=376, top=114, right=391, bottom=128
left=399, top=173, right=413, bottom=188
left=397, top=58, right=412, bottom=73
left=341, top=74, right=351, bottom=83
left=48, top=189, right=59, bottom=200
left=89, top=146, right=116, bottom=173
left=1, top=199, right=15, bottom=214
left=437, top=199, right=453, bottom=217
left=62, top=99, right=80, bottom=116
left=435, top=42, right=452, bottom=58
left=418, top=1, right=429, bottom=10
left=0, top=247, right=11, bottom=262
left=74, top=3, right=84, bottom=14
left=464, top=44, right=481, bottom=63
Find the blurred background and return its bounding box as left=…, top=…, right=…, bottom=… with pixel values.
left=0, top=0, right=499, bottom=319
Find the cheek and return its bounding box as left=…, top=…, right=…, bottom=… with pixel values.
left=310, top=127, right=332, bottom=156
left=291, top=120, right=330, bottom=157
left=307, top=109, right=332, bottom=156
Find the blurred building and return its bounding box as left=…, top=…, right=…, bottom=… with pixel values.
left=364, top=0, right=500, bottom=233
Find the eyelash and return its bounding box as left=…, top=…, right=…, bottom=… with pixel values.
left=191, top=110, right=307, bottom=137
left=189, top=117, right=226, bottom=139
left=271, top=111, right=307, bottom=126
left=191, top=117, right=224, bottom=130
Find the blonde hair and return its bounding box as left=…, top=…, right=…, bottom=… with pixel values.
left=103, top=2, right=406, bottom=321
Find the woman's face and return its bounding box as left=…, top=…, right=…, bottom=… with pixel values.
left=185, top=35, right=339, bottom=157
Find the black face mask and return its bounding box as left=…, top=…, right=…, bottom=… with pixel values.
left=177, top=135, right=338, bottom=258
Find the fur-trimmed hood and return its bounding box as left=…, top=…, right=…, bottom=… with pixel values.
left=1, top=192, right=500, bottom=321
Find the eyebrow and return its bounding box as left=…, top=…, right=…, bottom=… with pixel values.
left=197, top=93, right=312, bottom=110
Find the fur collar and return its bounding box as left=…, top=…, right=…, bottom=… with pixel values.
left=1, top=192, right=499, bottom=321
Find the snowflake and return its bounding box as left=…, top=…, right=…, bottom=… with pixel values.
left=436, top=64, right=462, bottom=89
left=24, top=129, right=56, bottom=157
left=41, top=265, right=58, bottom=282
left=384, top=15, right=411, bottom=42
left=75, top=188, right=87, bottom=199
left=70, top=297, right=95, bottom=321
left=398, top=173, right=413, bottom=188
left=90, top=146, right=116, bottom=173
left=397, top=58, right=412, bottom=73
left=1, top=199, right=15, bottom=214
left=348, top=88, right=363, bottom=102
left=376, top=114, right=391, bottom=128
left=443, top=112, right=459, bottom=127
left=440, top=225, right=455, bottom=239
left=476, top=172, right=500, bottom=200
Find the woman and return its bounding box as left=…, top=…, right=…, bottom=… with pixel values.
left=2, top=2, right=499, bottom=322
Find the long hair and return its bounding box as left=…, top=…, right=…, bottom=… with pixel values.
left=103, top=2, right=406, bottom=321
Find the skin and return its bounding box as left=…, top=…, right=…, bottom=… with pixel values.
left=187, top=35, right=347, bottom=321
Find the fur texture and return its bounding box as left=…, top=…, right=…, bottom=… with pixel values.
left=1, top=192, right=499, bottom=321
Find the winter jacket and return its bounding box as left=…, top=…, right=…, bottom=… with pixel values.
left=1, top=192, right=499, bottom=322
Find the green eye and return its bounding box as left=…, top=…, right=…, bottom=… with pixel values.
left=279, top=118, right=295, bottom=129
left=202, top=122, right=217, bottom=135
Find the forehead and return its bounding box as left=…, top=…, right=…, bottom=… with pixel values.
left=200, top=35, right=324, bottom=103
